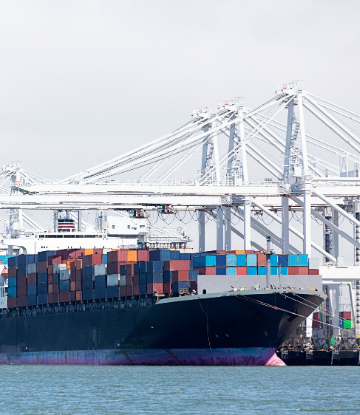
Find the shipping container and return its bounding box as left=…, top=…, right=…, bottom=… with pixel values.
left=38, top=272, right=48, bottom=284
left=341, top=311, right=352, bottom=320
left=27, top=263, right=37, bottom=275
left=27, top=273, right=37, bottom=285
left=288, top=255, right=298, bottom=266
left=8, top=287, right=17, bottom=298
left=163, top=282, right=172, bottom=294
left=139, top=284, right=146, bottom=296
left=172, top=281, right=190, bottom=294
left=59, top=291, right=70, bottom=302
left=236, top=267, right=247, bottom=275
left=8, top=277, right=17, bottom=288
left=343, top=320, right=352, bottom=329
left=94, top=287, right=106, bottom=300
left=163, top=260, right=190, bottom=272
left=107, top=285, right=119, bottom=298
left=8, top=267, right=17, bottom=278
left=299, top=267, right=309, bottom=275
left=146, top=271, right=163, bottom=284
left=216, top=255, right=226, bottom=267
left=137, top=250, right=149, bottom=262
left=279, top=267, right=288, bottom=275
left=38, top=250, right=56, bottom=262
left=82, top=276, right=93, bottom=290
left=139, top=262, right=148, bottom=273
left=59, top=269, right=70, bottom=281
left=27, top=295, right=37, bottom=306
left=309, top=257, right=319, bottom=270
left=189, top=270, right=198, bottom=281
left=257, top=254, right=267, bottom=267
left=299, top=254, right=309, bottom=267
left=278, top=255, right=288, bottom=267
left=147, top=283, right=163, bottom=295
left=170, top=251, right=180, bottom=260
left=60, top=280, right=70, bottom=292
left=226, top=254, right=237, bottom=267
left=27, top=284, right=37, bottom=296
left=226, top=267, right=236, bottom=275
left=107, top=274, right=119, bottom=286
left=18, top=285, right=27, bottom=297
left=246, top=267, right=257, bottom=275
left=37, top=283, right=47, bottom=294
left=172, top=271, right=189, bottom=282
left=94, top=275, right=106, bottom=288
left=8, top=256, right=18, bottom=268
left=216, top=267, right=226, bottom=275
left=270, top=255, right=278, bottom=267
left=149, top=249, right=170, bottom=262
left=133, top=274, right=140, bottom=285
left=37, top=261, right=48, bottom=273
left=82, top=289, right=93, bottom=301
left=163, top=271, right=172, bottom=283
left=139, top=273, right=146, bottom=285
left=38, top=293, right=48, bottom=305
left=236, top=255, right=247, bottom=267
left=309, top=269, right=319, bottom=275
left=194, top=267, right=216, bottom=275
left=193, top=255, right=216, bottom=268
left=17, top=296, right=27, bottom=307
left=82, top=254, right=103, bottom=267
left=18, top=254, right=35, bottom=266
left=258, top=267, right=267, bottom=275
left=17, top=265, right=27, bottom=277
left=288, top=267, right=299, bottom=275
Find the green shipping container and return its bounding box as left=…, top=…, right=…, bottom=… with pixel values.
left=329, top=338, right=335, bottom=346
left=343, top=319, right=352, bottom=329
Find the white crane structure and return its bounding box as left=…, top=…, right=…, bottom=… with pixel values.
left=1, top=81, right=360, bottom=265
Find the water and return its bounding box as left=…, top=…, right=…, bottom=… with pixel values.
left=0, top=366, right=358, bottom=414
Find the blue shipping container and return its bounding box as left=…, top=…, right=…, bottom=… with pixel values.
left=288, top=255, right=298, bottom=266
left=216, top=267, right=226, bottom=275
left=270, top=255, right=278, bottom=267
left=236, top=255, right=247, bottom=267
left=189, top=270, right=199, bottom=281
left=247, top=267, right=257, bottom=275
left=8, top=287, right=17, bottom=297
left=149, top=250, right=170, bottom=262
left=226, top=254, right=237, bottom=266
left=60, top=280, right=70, bottom=292
left=193, top=255, right=216, bottom=268
left=180, top=253, right=191, bottom=260
left=0, top=255, right=8, bottom=265
left=170, top=251, right=180, bottom=260
left=226, top=267, right=236, bottom=275
left=53, top=274, right=59, bottom=284
left=247, top=254, right=257, bottom=267
left=27, top=284, right=37, bottom=296
left=82, top=289, right=93, bottom=301
left=147, top=271, right=163, bottom=284
left=82, top=266, right=93, bottom=278
left=163, top=271, right=172, bottom=283
left=38, top=272, right=48, bottom=284
left=27, top=295, right=37, bottom=306
left=148, top=261, right=163, bottom=272
left=216, top=255, right=226, bottom=267
left=102, top=254, right=107, bottom=264
left=107, top=285, right=119, bottom=298
left=17, top=264, right=27, bottom=277
left=278, top=255, right=288, bottom=267
left=139, top=262, right=148, bottom=273
left=8, top=277, right=17, bottom=288
left=140, top=273, right=147, bottom=284
left=134, top=263, right=140, bottom=274
left=258, top=267, right=267, bottom=275
left=172, top=281, right=190, bottom=293
left=37, top=283, right=47, bottom=294
left=38, top=250, right=56, bottom=262
left=38, top=293, right=48, bottom=305
left=94, top=287, right=106, bottom=300
left=271, top=267, right=278, bottom=275
left=82, top=277, right=93, bottom=290
left=94, top=275, right=106, bottom=288
left=8, top=256, right=18, bottom=268
left=140, top=284, right=147, bottom=295
left=299, top=254, right=309, bottom=266
left=18, top=254, right=35, bottom=266
left=279, top=267, right=288, bottom=275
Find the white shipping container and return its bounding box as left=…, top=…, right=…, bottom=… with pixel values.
left=107, top=274, right=119, bottom=286
left=27, top=263, right=36, bottom=274
left=53, top=263, right=67, bottom=273
left=93, top=264, right=106, bottom=276
left=119, top=275, right=126, bottom=286
left=60, top=269, right=70, bottom=281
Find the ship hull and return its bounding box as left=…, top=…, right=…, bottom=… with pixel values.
left=0, top=289, right=325, bottom=366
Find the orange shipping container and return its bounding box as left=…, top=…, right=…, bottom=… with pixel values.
left=127, top=250, right=137, bottom=262
left=70, top=281, right=76, bottom=291
left=234, top=250, right=246, bottom=255
left=76, top=291, right=82, bottom=301
left=84, top=249, right=94, bottom=255
left=48, top=284, right=54, bottom=294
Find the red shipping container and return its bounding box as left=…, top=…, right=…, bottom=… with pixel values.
left=163, top=282, right=172, bottom=294
left=17, top=275, right=27, bottom=287
left=27, top=273, right=37, bottom=285
left=48, top=255, right=62, bottom=265
left=48, top=264, right=53, bottom=274
left=75, top=270, right=82, bottom=281
left=48, top=274, right=53, bottom=284
left=237, top=267, right=247, bottom=275
left=147, top=283, right=163, bottom=295
left=288, top=267, right=299, bottom=275
left=70, top=281, right=76, bottom=292
left=75, top=260, right=83, bottom=270
left=66, top=249, right=77, bottom=260
left=309, top=269, right=319, bottom=275
left=126, top=275, right=133, bottom=286
left=82, top=254, right=103, bottom=266
left=7, top=297, right=16, bottom=308
left=8, top=267, right=17, bottom=278
left=172, top=270, right=189, bottom=282
left=126, top=285, right=132, bottom=297
left=137, top=250, right=149, bottom=262
left=75, top=280, right=82, bottom=290
left=75, top=249, right=85, bottom=259
left=70, top=291, right=76, bottom=302
left=195, top=267, right=216, bottom=275
left=257, top=254, right=266, bottom=267
left=107, top=249, right=129, bottom=263
left=56, top=249, right=71, bottom=260
left=60, top=291, right=70, bottom=303
left=120, top=286, right=127, bottom=297
left=107, top=262, right=119, bottom=275
left=48, top=284, right=53, bottom=294
left=53, top=293, right=60, bottom=303
left=53, top=283, right=59, bottom=294
left=48, top=293, right=54, bottom=304
left=245, top=250, right=255, bottom=254
left=17, top=296, right=27, bottom=307
left=341, top=311, right=352, bottom=320
left=125, top=264, right=134, bottom=275
left=37, top=261, right=48, bottom=273
left=76, top=291, right=82, bottom=301
left=133, top=285, right=140, bottom=296
left=18, top=285, right=27, bottom=297
left=163, top=260, right=191, bottom=272
left=299, top=267, right=309, bottom=275
left=93, top=248, right=103, bottom=255
left=133, top=274, right=140, bottom=285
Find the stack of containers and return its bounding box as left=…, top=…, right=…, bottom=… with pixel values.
left=340, top=311, right=352, bottom=328
left=82, top=251, right=105, bottom=301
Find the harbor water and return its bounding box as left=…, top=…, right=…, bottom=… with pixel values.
left=0, top=366, right=358, bottom=414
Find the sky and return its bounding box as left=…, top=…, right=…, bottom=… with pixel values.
left=0, top=0, right=359, bottom=258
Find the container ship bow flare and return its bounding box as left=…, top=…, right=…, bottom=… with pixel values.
left=0, top=289, right=325, bottom=366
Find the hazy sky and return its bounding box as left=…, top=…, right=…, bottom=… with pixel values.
left=0, top=0, right=359, bottom=257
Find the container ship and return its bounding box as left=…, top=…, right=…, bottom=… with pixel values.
left=1, top=248, right=325, bottom=366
